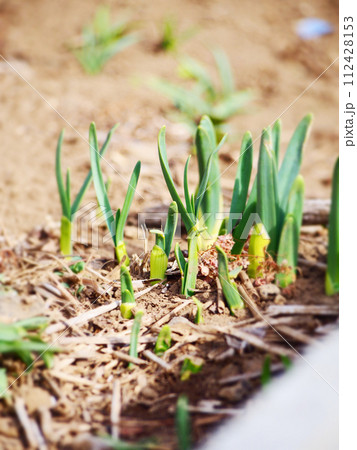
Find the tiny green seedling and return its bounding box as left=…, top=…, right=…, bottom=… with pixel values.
left=261, top=355, right=272, bottom=386
left=89, top=122, right=141, bottom=265
left=56, top=124, right=116, bottom=256
left=150, top=49, right=251, bottom=136
left=216, top=245, right=244, bottom=313
left=175, top=395, right=191, bottom=450
left=325, top=157, right=339, bottom=295
left=128, top=310, right=144, bottom=370
left=150, top=201, right=178, bottom=284
left=158, top=16, right=197, bottom=52
left=180, top=357, right=203, bottom=381
left=120, top=265, right=136, bottom=319
left=154, top=325, right=172, bottom=355
left=193, top=297, right=203, bottom=324
left=71, top=6, right=139, bottom=74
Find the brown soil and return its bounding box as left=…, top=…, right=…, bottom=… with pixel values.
left=0, top=225, right=338, bottom=449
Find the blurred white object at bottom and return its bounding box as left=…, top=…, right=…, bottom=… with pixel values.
left=201, top=330, right=338, bottom=450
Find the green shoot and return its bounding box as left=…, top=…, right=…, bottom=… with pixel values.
left=229, top=131, right=254, bottom=232
left=326, top=158, right=339, bottom=295
left=232, top=115, right=313, bottom=284
left=216, top=245, right=244, bottom=313
left=281, top=355, right=292, bottom=370
left=150, top=239, right=168, bottom=284
left=247, top=223, right=270, bottom=279
left=174, top=230, right=199, bottom=297
left=154, top=325, right=172, bottom=355
left=56, top=124, right=116, bottom=256
left=276, top=175, right=305, bottom=287
left=0, top=317, right=59, bottom=374
left=158, top=121, right=227, bottom=250
left=159, top=16, right=197, bottom=52
left=175, top=395, right=191, bottom=450
left=71, top=6, right=139, bottom=74
left=180, top=357, right=203, bottom=381
left=193, top=297, right=203, bottom=324
left=0, top=368, right=9, bottom=399
left=261, top=355, right=272, bottom=386
left=150, top=202, right=178, bottom=284
left=150, top=49, right=251, bottom=136
left=195, top=115, right=223, bottom=241
left=89, top=122, right=141, bottom=265
left=120, top=265, right=135, bottom=319
left=128, top=310, right=144, bottom=370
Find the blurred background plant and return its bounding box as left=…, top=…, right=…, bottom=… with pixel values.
left=150, top=49, right=252, bottom=139
left=70, top=6, right=139, bottom=75
left=157, top=16, right=197, bottom=53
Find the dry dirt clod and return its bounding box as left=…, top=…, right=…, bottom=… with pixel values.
left=257, top=283, right=281, bottom=301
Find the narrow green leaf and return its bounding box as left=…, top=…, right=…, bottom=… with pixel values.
left=213, top=48, right=235, bottom=95
left=271, top=119, right=281, bottom=167
left=285, top=175, right=305, bottom=267
left=0, top=368, right=9, bottom=399
left=261, top=355, right=272, bottom=386
left=193, top=297, right=203, bottom=324
left=231, top=179, right=257, bottom=254
left=175, top=243, right=186, bottom=277
left=158, top=127, right=195, bottom=232
left=183, top=232, right=198, bottom=297
left=55, top=130, right=71, bottom=219
left=128, top=310, right=144, bottom=369
left=183, top=157, right=193, bottom=215
left=229, top=131, right=253, bottom=231
left=154, top=325, right=171, bottom=355
left=257, top=129, right=279, bottom=257
left=216, top=245, right=244, bottom=312
left=71, top=124, right=117, bottom=216
left=65, top=169, right=71, bottom=207
left=89, top=122, right=115, bottom=241
left=276, top=215, right=298, bottom=288
left=195, top=116, right=222, bottom=236
left=194, top=133, right=227, bottom=217
left=176, top=395, right=191, bottom=450
left=151, top=230, right=165, bottom=252
left=116, top=161, right=141, bottom=242
left=164, top=201, right=179, bottom=257
left=326, top=158, right=339, bottom=295
left=278, top=114, right=312, bottom=221
left=120, top=265, right=134, bottom=299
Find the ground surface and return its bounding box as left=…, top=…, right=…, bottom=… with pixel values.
left=0, top=0, right=338, bottom=236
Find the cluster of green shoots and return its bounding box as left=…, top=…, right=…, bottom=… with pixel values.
left=150, top=49, right=252, bottom=137
left=55, top=112, right=337, bottom=322
left=156, top=114, right=313, bottom=312
left=71, top=6, right=139, bottom=74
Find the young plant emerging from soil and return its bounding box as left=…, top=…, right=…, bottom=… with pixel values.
left=55, top=124, right=116, bottom=256
left=150, top=49, right=252, bottom=137
left=157, top=114, right=313, bottom=301
left=70, top=6, right=139, bottom=75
